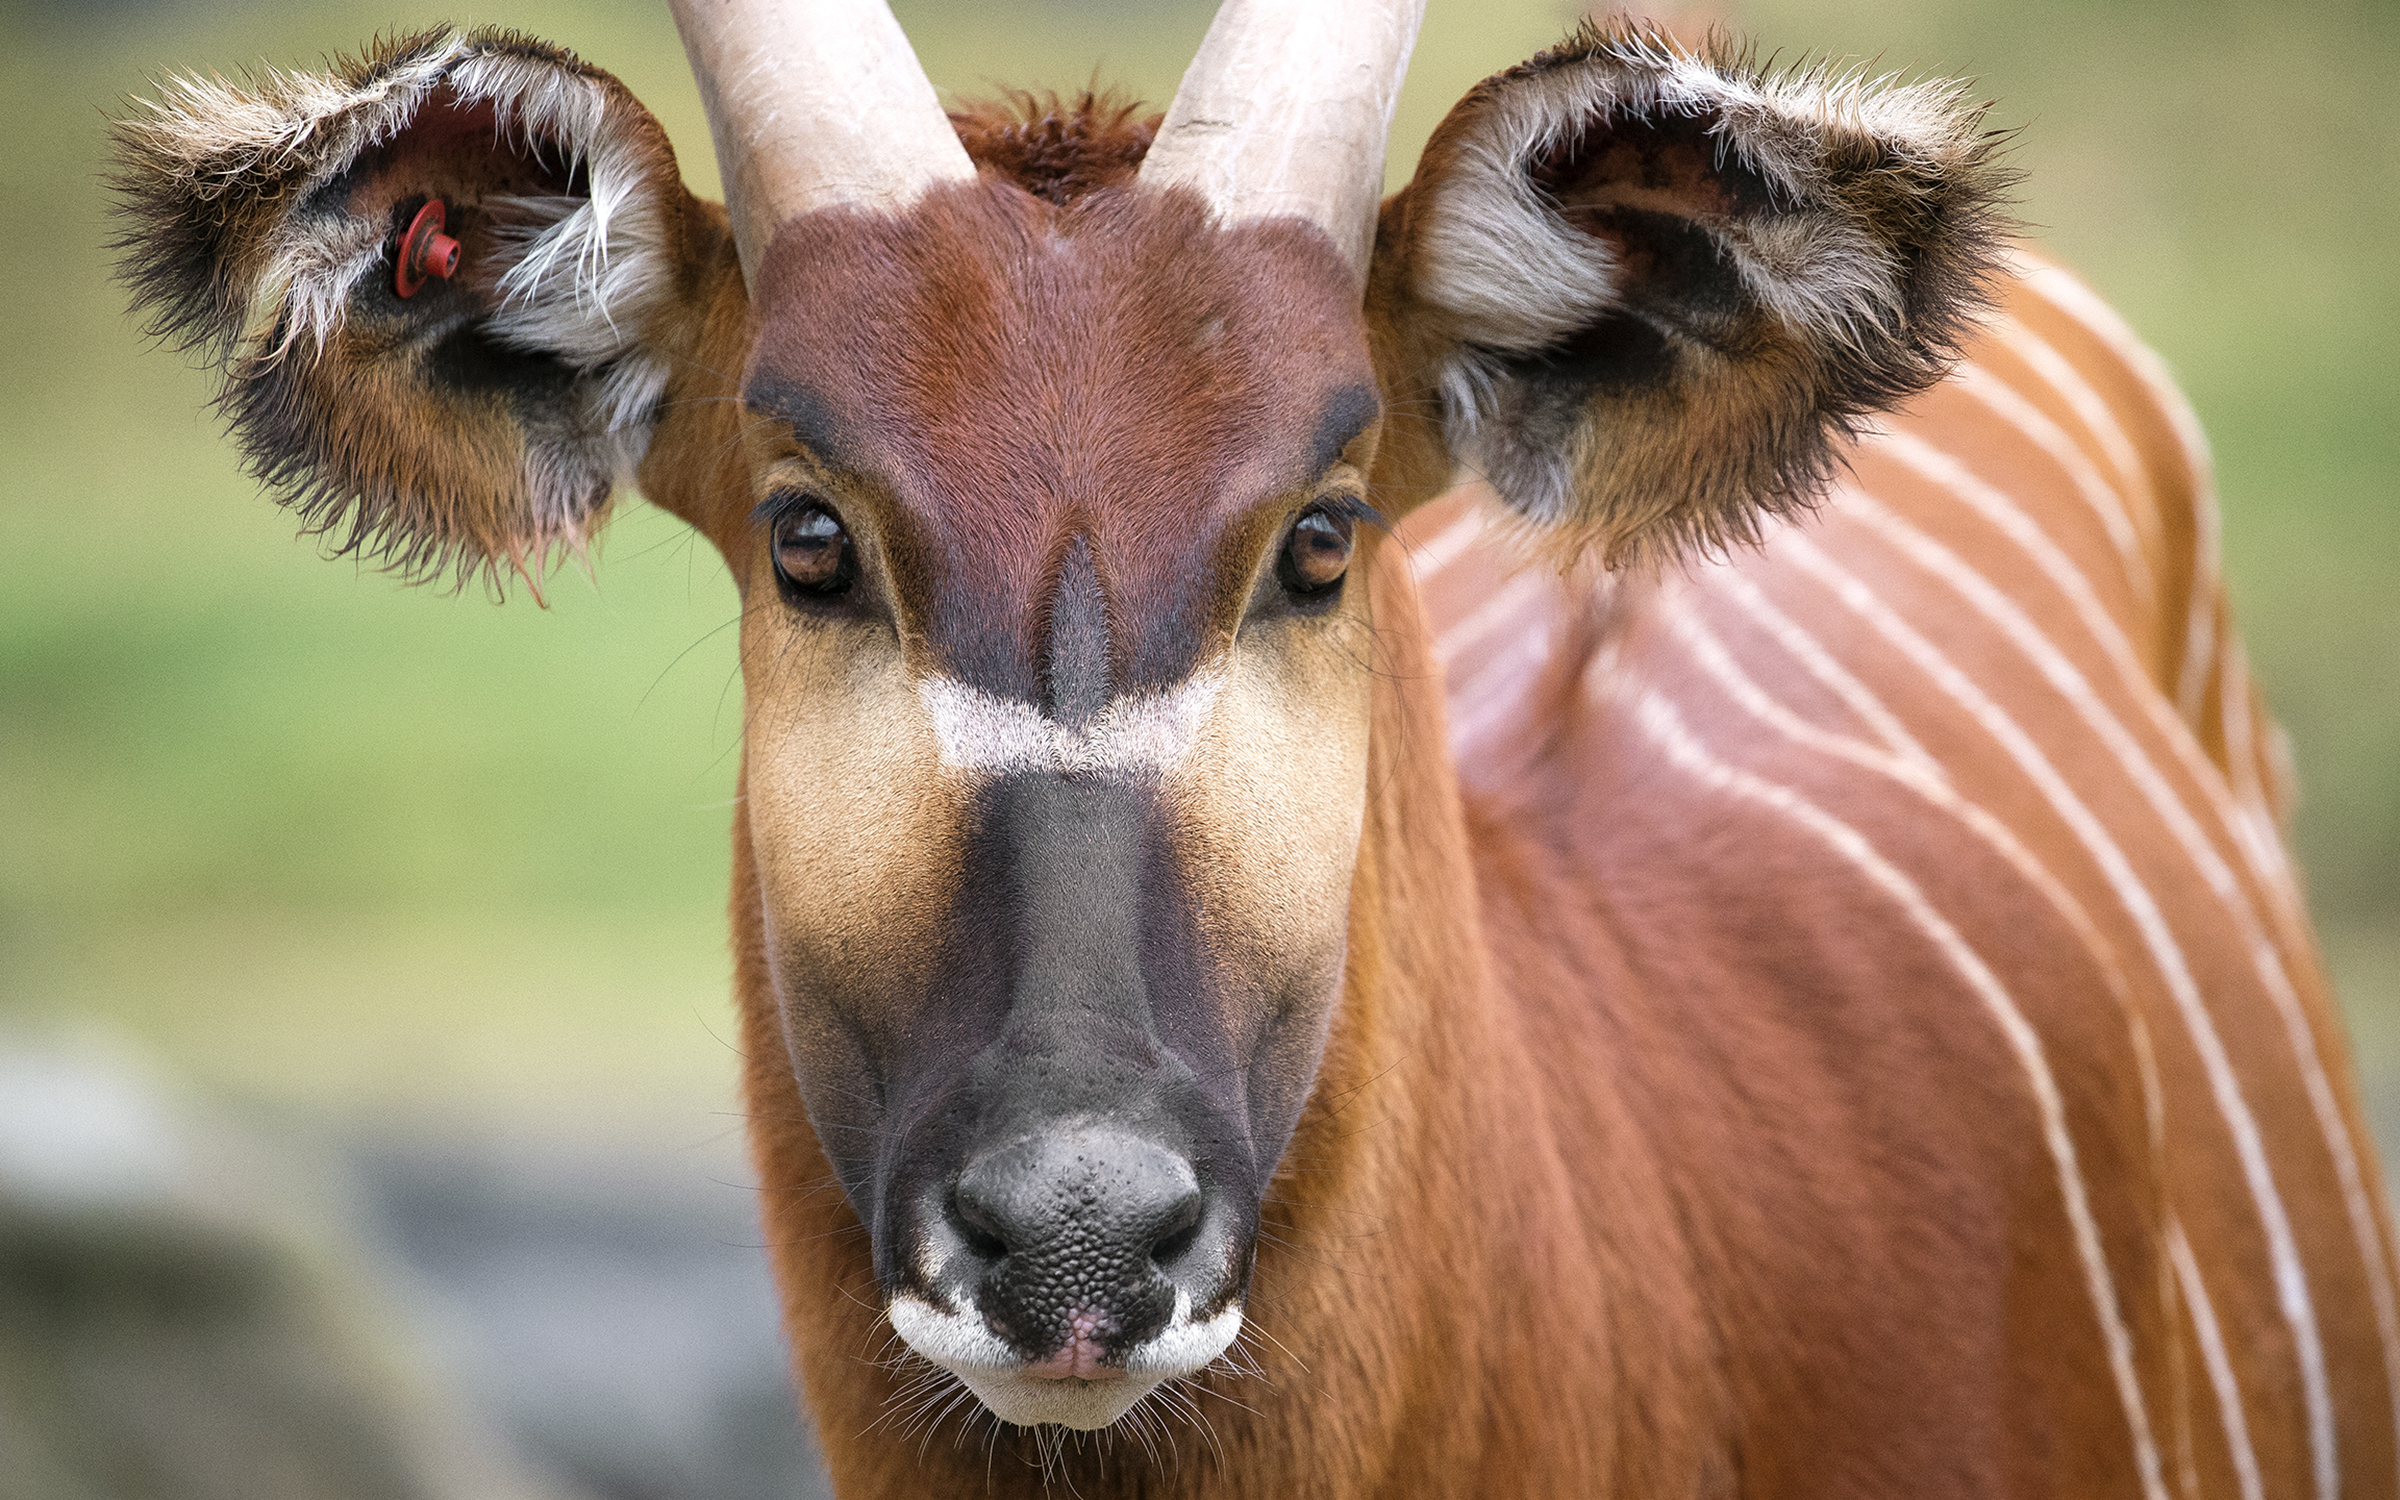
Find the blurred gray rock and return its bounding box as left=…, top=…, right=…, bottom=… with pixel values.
left=0, top=1031, right=578, bottom=1500
left=344, top=1135, right=832, bottom=1500
left=0, top=1031, right=834, bottom=1500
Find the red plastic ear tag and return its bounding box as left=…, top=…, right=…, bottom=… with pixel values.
left=395, top=199, right=462, bottom=298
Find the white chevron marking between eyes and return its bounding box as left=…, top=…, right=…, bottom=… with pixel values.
left=918, top=670, right=1224, bottom=776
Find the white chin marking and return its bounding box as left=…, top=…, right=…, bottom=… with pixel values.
left=888, top=1292, right=1244, bottom=1432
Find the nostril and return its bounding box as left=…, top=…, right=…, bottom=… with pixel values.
left=956, top=1215, right=1009, bottom=1262
left=1145, top=1177, right=1204, bottom=1265
left=1149, top=1215, right=1201, bottom=1267
left=951, top=1178, right=1013, bottom=1262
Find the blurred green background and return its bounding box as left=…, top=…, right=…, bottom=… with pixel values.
left=1, top=0, right=2394, bottom=1142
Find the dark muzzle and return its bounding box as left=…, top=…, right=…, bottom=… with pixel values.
left=951, top=1128, right=1202, bottom=1364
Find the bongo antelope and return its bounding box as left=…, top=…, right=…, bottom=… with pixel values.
left=112, top=1, right=2399, bottom=1493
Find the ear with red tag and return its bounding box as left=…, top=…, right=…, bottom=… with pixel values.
left=1367, top=24, right=2014, bottom=567
left=112, top=27, right=737, bottom=593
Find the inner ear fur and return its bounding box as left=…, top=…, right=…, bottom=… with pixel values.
left=112, top=27, right=731, bottom=592
left=1369, top=22, right=2014, bottom=568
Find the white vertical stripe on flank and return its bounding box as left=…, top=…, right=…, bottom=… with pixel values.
left=1430, top=568, right=1550, bottom=668
left=1992, top=318, right=2152, bottom=496
left=1654, top=583, right=2166, bottom=1173
left=1873, top=429, right=2294, bottom=905
left=1801, top=497, right=2341, bottom=1500
left=2172, top=1219, right=2268, bottom=1500
left=1865, top=436, right=2400, bottom=1484
left=2176, top=587, right=2221, bottom=731
left=1950, top=360, right=2154, bottom=607
left=1403, top=503, right=1488, bottom=584
left=1445, top=615, right=1553, bottom=763
left=2215, top=634, right=2292, bottom=900
left=2014, top=262, right=2224, bottom=722
left=1617, top=681, right=2169, bottom=1500
left=2221, top=631, right=2261, bottom=811
left=1680, top=568, right=2190, bottom=1460
left=1708, top=567, right=1945, bottom=780
left=2016, top=263, right=2218, bottom=506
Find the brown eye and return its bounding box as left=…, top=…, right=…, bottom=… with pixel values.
left=772, top=503, right=855, bottom=596
left=1279, top=506, right=1355, bottom=596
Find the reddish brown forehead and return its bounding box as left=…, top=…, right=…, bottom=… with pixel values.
left=743, top=180, right=1377, bottom=699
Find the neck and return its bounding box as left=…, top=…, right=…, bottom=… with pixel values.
left=732, top=539, right=1713, bottom=1496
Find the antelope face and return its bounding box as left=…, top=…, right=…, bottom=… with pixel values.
left=731, top=189, right=1382, bottom=1427
left=118, top=0, right=2006, bottom=1440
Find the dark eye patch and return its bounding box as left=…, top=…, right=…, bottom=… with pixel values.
left=743, top=373, right=852, bottom=467
left=1304, top=384, right=1382, bottom=481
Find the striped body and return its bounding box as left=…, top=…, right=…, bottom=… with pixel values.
left=116, top=14, right=2380, bottom=1488
left=1406, top=260, right=2394, bottom=1497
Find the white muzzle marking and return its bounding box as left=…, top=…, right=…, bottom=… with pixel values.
left=888, top=1288, right=1244, bottom=1431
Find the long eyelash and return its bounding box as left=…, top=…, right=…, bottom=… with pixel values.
left=752, top=487, right=827, bottom=529
left=1320, top=493, right=1393, bottom=535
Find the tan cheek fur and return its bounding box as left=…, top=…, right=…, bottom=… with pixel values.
left=739, top=596, right=966, bottom=1029
left=1166, top=602, right=1376, bottom=1017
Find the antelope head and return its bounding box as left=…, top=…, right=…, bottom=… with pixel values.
left=114, top=0, right=2005, bottom=1431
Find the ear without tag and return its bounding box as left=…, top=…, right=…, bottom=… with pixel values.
left=395, top=199, right=462, bottom=298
